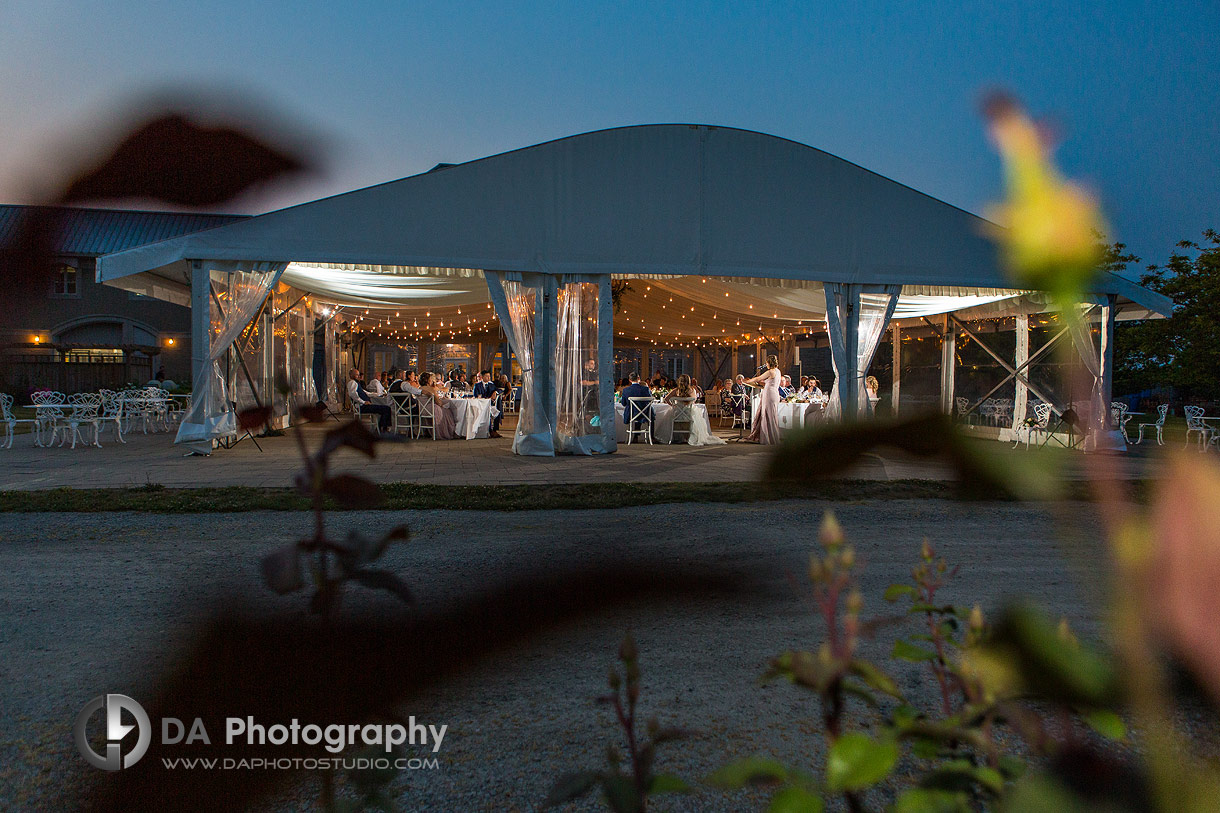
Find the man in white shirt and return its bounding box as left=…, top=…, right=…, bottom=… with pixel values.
left=347, top=369, right=391, bottom=432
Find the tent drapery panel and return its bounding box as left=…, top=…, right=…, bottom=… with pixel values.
left=175, top=261, right=286, bottom=453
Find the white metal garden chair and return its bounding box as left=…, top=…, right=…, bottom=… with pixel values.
left=1110, top=401, right=1133, bottom=443
left=1014, top=402, right=1052, bottom=449
left=61, top=392, right=102, bottom=448
left=1, top=393, right=38, bottom=449
left=97, top=390, right=126, bottom=444
left=1184, top=405, right=1212, bottom=451
left=31, top=390, right=66, bottom=447
left=1134, top=404, right=1168, bottom=446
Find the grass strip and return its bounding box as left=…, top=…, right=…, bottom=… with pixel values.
left=0, top=478, right=1148, bottom=513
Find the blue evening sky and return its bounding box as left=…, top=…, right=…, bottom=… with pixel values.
left=2, top=0, right=1216, bottom=270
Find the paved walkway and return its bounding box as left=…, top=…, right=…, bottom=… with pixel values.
left=0, top=416, right=1160, bottom=491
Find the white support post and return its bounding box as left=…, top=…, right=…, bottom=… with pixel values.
left=1013, top=314, right=1029, bottom=430
left=891, top=324, right=901, bottom=416
left=1100, top=295, right=1117, bottom=428
left=940, top=314, right=956, bottom=414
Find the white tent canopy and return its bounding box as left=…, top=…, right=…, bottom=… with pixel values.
left=96, top=123, right=1172, bottom=455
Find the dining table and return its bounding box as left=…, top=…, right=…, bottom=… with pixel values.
left=613, top=400, right=716, bottom=444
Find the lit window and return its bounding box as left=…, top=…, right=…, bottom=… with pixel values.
left=51, top=264, right=79, bottom=297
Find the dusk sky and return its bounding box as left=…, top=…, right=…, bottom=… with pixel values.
left=2, top=0, right=1216, bottom=272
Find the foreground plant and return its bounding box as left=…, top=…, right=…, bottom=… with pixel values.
left=247, top=405, right=413, bottom=616
left=544, top=633, right=692, bottom=812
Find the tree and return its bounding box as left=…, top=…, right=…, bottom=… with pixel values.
left=1114, top=230, right=1220, bottom=400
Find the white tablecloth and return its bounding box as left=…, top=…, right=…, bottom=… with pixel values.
left=750, top=395, right=827, bottom=434
left=447, top=397, right=492, bottom=440
left=614, top=402, right=722, bottom=445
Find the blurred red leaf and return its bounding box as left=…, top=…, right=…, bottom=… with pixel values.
left=237, top=406, right=273, bottom=431
left=322, top=474, right=383, bottom=508
left=318, top=420, right=379, bottom=460
left=299, top=403, right=329, bottom=422
left=59, top=113, right=306, bottom=207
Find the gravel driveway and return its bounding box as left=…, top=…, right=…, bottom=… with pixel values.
left=0, top=500, right=1106, bottom=811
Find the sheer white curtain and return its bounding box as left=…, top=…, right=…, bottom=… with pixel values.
left=486, top=273, right=553, bottom=455
left=554, top=282, right=604, bottom=454
left=824, top=289, right=899, bottom=421
left=176, top=261, right=286, bottom=453
left=1067, top=306, right=1108, bottom=445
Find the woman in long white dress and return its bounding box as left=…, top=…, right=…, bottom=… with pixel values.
left=745, top=355, right=782, bottom=444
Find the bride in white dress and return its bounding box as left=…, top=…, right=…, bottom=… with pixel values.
left=663, top=375, right=725, bottom=447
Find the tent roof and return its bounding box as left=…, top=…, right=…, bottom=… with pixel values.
left=97, top=123, right=1173, bottom=317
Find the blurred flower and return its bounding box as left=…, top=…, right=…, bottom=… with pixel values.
left=982, top=93, right=1106, bottom=306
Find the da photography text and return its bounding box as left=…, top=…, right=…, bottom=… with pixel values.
left=75, top=694, right=447, bottom=771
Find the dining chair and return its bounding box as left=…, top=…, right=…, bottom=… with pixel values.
left=625, top=397, right=654, bottom=445
left=415, top=395, right=436, bottom=440
left=669, top=397, right=696, bottom=444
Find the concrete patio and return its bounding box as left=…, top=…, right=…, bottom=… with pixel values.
left=0, top=412, right=1169, bottom=491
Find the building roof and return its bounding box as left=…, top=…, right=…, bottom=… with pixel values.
left=0, top=204, right=246, bottom=257
left=95, top=123, right=1173, bottom=317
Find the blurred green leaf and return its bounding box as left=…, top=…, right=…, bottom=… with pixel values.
left=826, top=733, right=899, bottom=792
left=708, top=756, right=790, bottom=788
left=542, top=771, right=600, bottom=807
left=648, top=773, right=689, bottom=794
left=768, top=784, right=824, bottom=813
left=764, top=413, right=1059, bottom=501
left=893, top=640, right=937, bottom=662
left=849, top=659, right=902, bottom=698
left=602, top=774, right=641, bottom=813
left=1081, top=709, right=1126, bottom=741
left=885, top=584, right=917, bottom=602
left=984, top=603, right=1119, bottom=707
left=894, top=788, right=971, bottom=813
left=1001, top=772, right=1090, bottom=813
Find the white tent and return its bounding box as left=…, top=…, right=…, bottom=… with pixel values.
left=97, top=124, right=1172, bottom=454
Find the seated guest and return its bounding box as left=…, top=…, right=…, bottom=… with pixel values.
left=620, top=372, right=653, bottom=427
left=663, top=374, right=698, bottom=406
left=650, top=372, right=664, bottom=390
left=473, top=371, right=503, bottom=437
left=401, top=371, right=422, bottom=396
left=802, top=377, right=823, bottom=398
left=347, top=369, right=391, bottom=432
left=778, top=375, right=794, bottom=399
left=419, top=372, right=457, bottom=439
left=731, top=375, right=747, bottom=395
left=387, top=367, right=406, bottom=393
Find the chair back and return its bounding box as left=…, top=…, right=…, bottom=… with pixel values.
left=1034, top=402, right=1052, bottom=427
left=67, top=392, right=101, bottom=419
left=955, top=396, right=968, bottom=416
left=704, top=390, right=721, bottom=409
left=1154, top=403, right=1168, bottom=426
left=1185, top=404, right=1206, bottom=429
left=670, top=396, right=696, bottom=422
left=627, top=396, right=654, bottom=424
left=0, top=393, right=12, bottom=421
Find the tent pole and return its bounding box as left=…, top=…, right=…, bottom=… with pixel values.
left=940, top=314, right=956, bottom=415
left=189, top=261, right=210, bottom=402
left=1012, top=315, right=1029, bottom=431
left=891, top=324, right=901, bottom=416
left=1100, top=294, right=1118, bottom=428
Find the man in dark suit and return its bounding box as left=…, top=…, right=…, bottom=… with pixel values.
left=472, top=370, right=503, bottom=438
left=619, top=372, right=653, bottom=432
